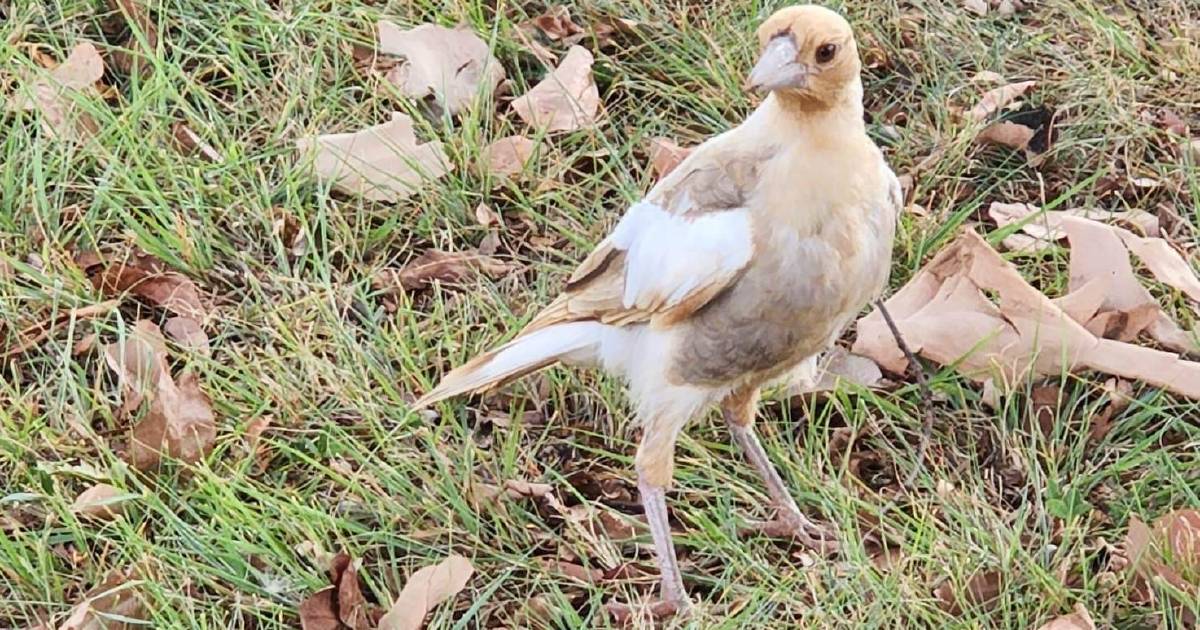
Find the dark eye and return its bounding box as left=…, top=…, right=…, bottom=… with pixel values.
left=816, top=43, right=837, bottom=64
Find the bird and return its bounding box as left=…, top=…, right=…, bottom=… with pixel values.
left=414, top=3, right=900, bottom=618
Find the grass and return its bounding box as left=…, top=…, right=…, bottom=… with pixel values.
left=2, top=0, right=1200, bottom=627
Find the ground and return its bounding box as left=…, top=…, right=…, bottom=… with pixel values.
left=2, top=0, right=1199, bottom=628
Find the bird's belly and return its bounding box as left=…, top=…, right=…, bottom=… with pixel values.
left=670, top=227, right=889, bottom=386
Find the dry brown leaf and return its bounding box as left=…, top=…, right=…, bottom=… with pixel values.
left=107, top=0, right=157, bottom=78
left=962, top=0, right=989, bottom=16
left=299, top=552, right=374, bottom=630
left=591, top=16, right=641, bottom=49
left=296, top=113, right=450, bottom=202
left=511, top=45, right=600, bottom=132
left=1060, top=217, right=1199, bottom=354
left=378, top=555, right=474, bottom=630
left=171, top=122, right=222, bottom=162
left=377, top=22, right=505, bottom=117
left=58, top=569, right=145, bottom=630
left=163, top=316, right=209, bottom=356
left=474, top=203, right=501, bottom=227
left=646, top=137, right=692, bottom=181
left=788, top=347, right=883, bottom=396
left=104, top=320, right=217, bottom=470
left=934, top=570, right=1002, bottom=614
left=853, top=229, right=1200, bottom=399
left=976, top=120, right=1035, bottom=150
left=7, top=42, right=104, bottom=141
left=1124, top=510, right=1200, bottom=614
left=70, top=483, right=129, bottom=521
left=539, top=557, right=605, bottom=584
left=477, top=135, right=537, bottom=179
left=988, top=202, right=1159, bottom=254
left=967, top=80, right=1035, bottom=121
left=472, top=479, right=552, bottom=503
left=1036, top=604, right=1095, bottom=630
left=77, top=250, right=207, bottom=320
left=1, top=300, right=118, bottom=359
left=376, top=249, right=516, bottom=294
left=526, top=6, right=584, bottom=42
left=970, top=70, right=1005, bottom=83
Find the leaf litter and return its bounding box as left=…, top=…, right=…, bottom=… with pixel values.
left=296, top=112, right=451, bottom=202
left=510, top=45, right=600, bottom=132
left=377, top=22, right=505, bottom=117
left=378, top=555, right=474, bottom=630
left=7, top=41, right=105, bottom=141
left=103, top=320, right=216, bottom=470
left=298, top=552, right=379, bottom=630
left=854, top=227, right=1200, bottom=398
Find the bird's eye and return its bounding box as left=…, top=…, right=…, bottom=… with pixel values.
left=816, top=43, right=837, bottom=64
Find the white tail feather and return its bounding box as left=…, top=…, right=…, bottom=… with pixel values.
left=413, top=322, right=602, bottom=409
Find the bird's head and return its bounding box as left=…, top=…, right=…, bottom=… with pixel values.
left=747, top=5, right=861, bottom=110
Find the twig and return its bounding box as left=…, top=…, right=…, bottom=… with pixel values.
left=873, top=299, right=934, bottom=488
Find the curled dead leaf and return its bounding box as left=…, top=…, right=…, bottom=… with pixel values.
left=104, top=320, right=217, bottom=470
left=988, top=202, right=1159, bottom=255
left=378, top=555, right=474, bottom=630
left=163, top=317, right=209, bottom=356
left=853, top=229, right=1200, bottom=399
left=7, top=41, right=105, bottom=141
left=76, top=249, right=207, bottom=320
left=934, top=570, right=1002, bottom=614
left=296, top=112, right=451, bottom=202
left=976, top=120, right=1035, bottom=151
left=646, top=137, right=692, bottom=181
left=477, top=135, right=537, bottom=179
left=377, top=22, right=505, bottom=117
left=106, top=0, right=158, bottom=78
left=374, top=249, right=516, bottom=294
left=1124, top=509, right=1200, bottom=615
left=70, top=483, right=130, bottom=521
left=526, top=6, right=584, bottom=42
left=511, top=45, right=600, bottom=132
left=298, top=552, right=374, bottom=630
left=59, top=569, right=145, bottom=630
left=967, top=80, right=1035, bottom=122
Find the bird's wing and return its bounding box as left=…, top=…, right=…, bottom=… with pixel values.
left=524, top=147, right=770, bottom=332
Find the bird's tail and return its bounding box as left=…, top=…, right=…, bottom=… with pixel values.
left=412, top=321, right=602, bottom=409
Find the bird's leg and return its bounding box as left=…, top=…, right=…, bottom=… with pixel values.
left=606, top=424, right=691, bottom=622
left=724, top=387, right=839, bottom=554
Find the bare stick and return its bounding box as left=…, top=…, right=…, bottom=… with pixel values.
left=873, top=299, right=934, bottom=488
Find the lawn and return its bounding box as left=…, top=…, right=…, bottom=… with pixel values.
left=2, top=0, right=1199, bottom=628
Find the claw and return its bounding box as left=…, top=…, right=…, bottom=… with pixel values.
left=740, top=512, right=840, bottom=555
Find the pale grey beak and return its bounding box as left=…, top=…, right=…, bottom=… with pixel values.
left=745, top=35, right=809, bottom=92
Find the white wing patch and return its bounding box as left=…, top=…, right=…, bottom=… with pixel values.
left=609, top=201, right=753, bottom=311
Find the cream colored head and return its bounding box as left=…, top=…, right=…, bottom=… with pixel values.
left=747, top=5, right=861, bottom=110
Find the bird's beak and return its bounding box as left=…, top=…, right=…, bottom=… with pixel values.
left=745, top=35, right=809, bottom=93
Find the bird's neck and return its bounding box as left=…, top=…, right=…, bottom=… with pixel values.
left=768, top=79, right=865, bottom=136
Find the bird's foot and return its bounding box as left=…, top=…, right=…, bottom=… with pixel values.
left=605, top=595, right=692, bottom=625
left=740, top=509, right=840, bottom=555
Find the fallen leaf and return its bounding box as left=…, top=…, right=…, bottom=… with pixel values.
left=988, top=202, right=1159, bottom=254
left=76, top=249, right=207, bottom=320
left=967, top=80, right=1035, bottom=122
left=377, top=22, right=505, bottom=117
left=104, top=320, right=217, bottom=469
left=106, top=0, right=157, bottom=78
left=70, top=483, right=129, bottom=521
left=477, top=135, right=537, bottom=179
left=853, top=229, right=1200, bottom=399
left=59, top=569, right=145, bottom=630
left=1154, top=108, right=1188, bottom=137
left=7, top=42, right=104, bottom=140
left=375, top=249, right=516, bottom=294
left=788, top=347, right=883, bottom=396
left=171, top=122, right=222, bottom=162
left=970, top=70, right=1005, bottom=83
left=976, top=120, right=1035, bottom=150
left=296, top=112, right=451, bottom=202
left=538, top=557, right=605, bottom=584
left=962, top=0, right=989, bottom=16
left=474, top=203, right=501, bottom=227
left=511, top=45, right=600, bottom=132
left=378, top=555, right=474, bottom=630
left=1036, top=604, right=1095, bottom=630
left=163, top=317, right=209, bottom=356
left=299, top=552, right=377, bottom=630
left=1060, top=217, right=1199, bottom=353
left=934, top=570, right=1002, bottom=614
left=526, top=6, right=584, bottom=42
left=591, top=16, right=641, bottom=49
left=1124, top=510, right=1200, bottom=615
left=472, top=478, right=553, bottom=503
left=646, top=137, right=692, bottom=180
